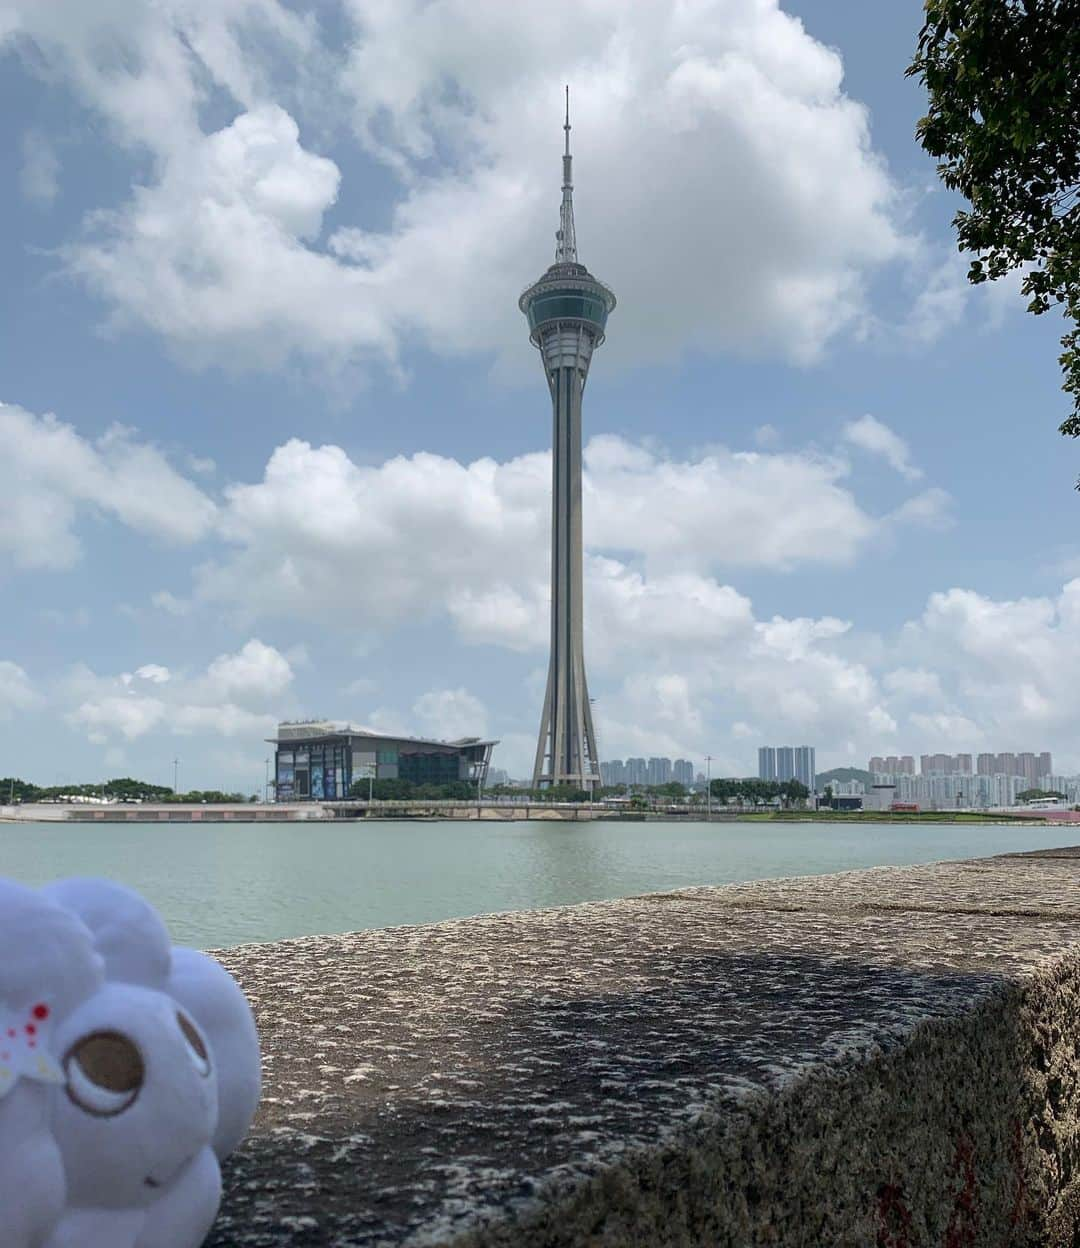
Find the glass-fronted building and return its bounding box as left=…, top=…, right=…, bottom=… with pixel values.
left=269, top=721, right=498, bottom=801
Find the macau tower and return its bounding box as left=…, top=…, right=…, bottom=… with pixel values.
left=520, top=90, right=615, bottom=791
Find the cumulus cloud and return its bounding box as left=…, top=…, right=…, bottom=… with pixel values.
left=0, top=661, right=41, bottom=720
left=0, top=403, right=217, bottom=570
left=197, top=432, right=932, bottom=631
left=413, top=688, right=488, bottom=741
left=64, top=640, right=291, bottom=746
left=5, top=0, right=909, bottom=374
left=842, top=414, right=922, bottom=481
left=891, top=583, right=1080, bottom=753
left=204, top=639, right=295, bottom=701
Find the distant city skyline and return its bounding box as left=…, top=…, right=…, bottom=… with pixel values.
left=869, top=751, right=1053, bottom=785
left=600, top=757, right=696, bottom=787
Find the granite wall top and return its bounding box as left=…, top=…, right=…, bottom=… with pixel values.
left=208, top=848, right=1080, bottom=1245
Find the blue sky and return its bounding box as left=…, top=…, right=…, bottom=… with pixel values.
left=1, top=0, right=1076, bottom=791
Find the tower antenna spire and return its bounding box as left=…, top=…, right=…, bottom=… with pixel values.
left=556, top=85, right=577, bottom=263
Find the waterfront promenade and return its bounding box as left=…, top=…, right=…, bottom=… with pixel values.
left=207, top=847, right=1080, bottom=1246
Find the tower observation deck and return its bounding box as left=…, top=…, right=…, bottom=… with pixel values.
left=520, top=89, right=615, bottom=791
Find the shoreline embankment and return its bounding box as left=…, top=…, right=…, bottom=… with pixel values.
left=0, top=801, right=1064, bottom=826
left=206, top=847, right=1080, bottom=1246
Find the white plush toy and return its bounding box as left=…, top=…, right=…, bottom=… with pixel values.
left=0, top=877, right=260, bottom=1248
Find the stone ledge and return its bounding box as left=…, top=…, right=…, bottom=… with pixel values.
left=208, top=851, right=1080, bottom=1246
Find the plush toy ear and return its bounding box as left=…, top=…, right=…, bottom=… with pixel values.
left=41, top=880, right=172, bottom=990
left=0, top=881, right=102, bottom=1023
left=166, top=948, right=261, bottom=1159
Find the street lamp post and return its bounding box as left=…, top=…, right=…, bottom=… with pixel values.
left=705, top=755, right=712, bottom=823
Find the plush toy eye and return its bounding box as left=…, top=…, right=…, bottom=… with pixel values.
left=177, top=1011, right=211, bottom=1077
left=65, top=1031, right=144, bottom=1117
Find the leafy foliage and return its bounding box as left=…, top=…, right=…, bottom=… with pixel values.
left=347, top=778, right=477, bottom=801
left=1016, top=787, right=1065, bottom=801
left=709, top=777, right=810, bottom=808
left=908, top=0, right=1080, bottom=446
left=1, top=776, right=247, bottom=803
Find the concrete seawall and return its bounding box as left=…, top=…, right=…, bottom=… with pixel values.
left=209, top=849, right=1080, bottom=1246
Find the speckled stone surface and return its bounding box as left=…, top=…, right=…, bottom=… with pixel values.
left=208, top=850, right=1080, bottom=1247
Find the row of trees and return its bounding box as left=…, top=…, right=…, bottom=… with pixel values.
left=347, top=778, right=478, bottom=801
left=2, top=777, right=255, bottom=804
left=1016, top=788, right=1066, bottom=802
left=708, top=777, right=810, bottom=808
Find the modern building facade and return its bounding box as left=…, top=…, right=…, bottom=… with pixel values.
left=522, top=91, right=615, bottom=792
left=270, top=721, right=497, bottom=800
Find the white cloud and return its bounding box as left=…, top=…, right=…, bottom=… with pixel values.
left=197, top=431, right=921, bottom=631
left=886, top=487, right=953, bottom=530
left=19, top=130, right=60, bottom=204
left=7, top=0, right=909, bottom=374
left=204, top=639, right=295, bottom=701
left=412, top=688, right=488, bottom=741
left=0, top=403, right=217, bottom=570
left=151, top=591, right=193, bottom=616
left=0, top=661, right=41, bottom=720
left=905, top=253, right=971, bottom=345
left=70, top=694, right=167, bottom=742
left=842, top=414, right=922, bottom=481
left=132, top=664, right=171, bottom=684
left=64, top=640, right=290, bottom=746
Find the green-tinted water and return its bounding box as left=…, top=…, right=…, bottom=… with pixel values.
left=1, top=819, right=1075, bottom=949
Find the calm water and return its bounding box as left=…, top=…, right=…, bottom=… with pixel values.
left=2, top=819, right=1076, bottom=949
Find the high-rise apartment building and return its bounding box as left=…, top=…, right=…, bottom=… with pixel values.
left=647, top=757, right=672, bottom=786
left=625, top=757, right=647, bottom=786
left=1016, top=753, right=1033, bottom=787
left=793, top=746, right=816, bottom=791
left=975, top=751, right=1052, bottom=780
left=919, top=753, right=977, bottom=775
left=760, top=745, right=815, bottom=789
left=600, top=759, right=626, bottom=787
left=673, top=759, right=695, bottom=786
left=920, top=753, right=958, bottom=774
left=869, top=755, right=916, bottom=776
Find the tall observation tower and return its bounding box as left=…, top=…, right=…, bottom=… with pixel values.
left=520, top=89, right=615, bottom=791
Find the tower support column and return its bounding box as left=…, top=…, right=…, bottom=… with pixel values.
left=532, top=345, right=599, bottom=790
